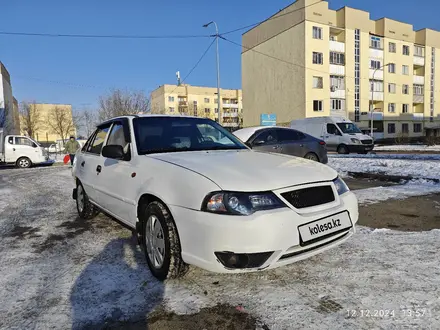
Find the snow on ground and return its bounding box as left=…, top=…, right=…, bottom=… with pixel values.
left=375, top=144, right=440, bottom=152
left=328, top=156, right=440, bottom=180
left=330, top=153, right=440, bottom=161
left=1, top=168, right=440, bottom=329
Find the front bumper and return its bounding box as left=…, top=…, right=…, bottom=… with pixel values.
left=170, top=191, right=358, bottom=273
left=348, top=144, right=374, bottom=153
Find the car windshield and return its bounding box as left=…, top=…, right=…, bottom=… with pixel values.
left=133, top=116, right=248, bottom=155
left=337, top=123, right=362, bottom=134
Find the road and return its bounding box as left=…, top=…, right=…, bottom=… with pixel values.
left=0, top=167, right=439, bottom=330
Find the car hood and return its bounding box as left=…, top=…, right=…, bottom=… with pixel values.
left=149, top=150, right=338, bottom=191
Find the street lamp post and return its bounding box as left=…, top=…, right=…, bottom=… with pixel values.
left=203, top=21, right=221, bottom=124
left=371, top=63, right=391, bottom=138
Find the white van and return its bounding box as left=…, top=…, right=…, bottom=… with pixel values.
left=0, top=129, right=53, bottom=168
left=290, top=116, right=374, bottom=154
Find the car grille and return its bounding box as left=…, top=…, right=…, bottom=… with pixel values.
left=361, top=139, right=373, bottom=145
left=281, top=185, right=335, bottom=209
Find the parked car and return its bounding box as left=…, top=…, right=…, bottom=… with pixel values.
left=72, top=115, right=358, bottom=280
left=290, top=116, right=374, bottom=154
left=233, top=126, right=328, bottom=164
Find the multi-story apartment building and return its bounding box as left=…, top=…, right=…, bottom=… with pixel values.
left=242, top=0, right=440, bottom=139
left=20, top=103, right=75, bottom=142
left=0, top=62, right=19, bottom=135
left=150, top=84, right=243, bottom=128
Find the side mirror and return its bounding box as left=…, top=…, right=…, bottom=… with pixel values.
left=252, top=139, right=265, bottom=146
left=102, top=145, right=124, bottom=160
left=32, top=143, right=38, bottom=148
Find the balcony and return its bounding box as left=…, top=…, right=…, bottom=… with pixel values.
left=329, top=64, right=345, bottom=75
left=178, top=100, right=188, bottom=106
left=369, top=48, right=384, bottom=59
left=413, top=56, right=425, bottom=67
left=222, top=103, right=239, bottom=109
left=222, top=112, right=239, bottom=118
left=329, top=40, right=345, bottom=52
left=413, top=94, right=424, bottom=103
left=222, top=122, right=240, bottom=127
left=413, top=113, right=424, bottom=121
left=369, top=91, right=384, bottom=101
left=369, top=69, right=383, bottom=80
left=360, top=111, right=383, bottom=121
left=413, top=75, right=425, bottom=85
left=330, top=89, right=345, bottom=99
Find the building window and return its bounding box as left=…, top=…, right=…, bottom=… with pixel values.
left=370, top=80, right=383, bottom=92
left=388, top=103, right=395, bottom=113
left=214, top=108, right=218, bottom=113
left=402, top=104, right=409, bottom=113
left=414, top=84, right=424, bottom=96
left=204, top=108, right=210, bottom=114
left=313, top=100, right=323, bottom=112
left=402, top=123, right=409, bottom=134
left=414, top=123, right=422, bottom=133
left=330, top=99, right=344, bottom=111
left=168, top=96, right=175, bottom=102
left=204, top=98, right=210, bottom=103
left=414, top=45, right=424, bottom=57
left=313, top=52, right=323, bottom=64
left=354, top=29, right=361, bottom=122
left=388, top=83, right=396, bottom=94
left=370, top=60, right=381, bottom=70
left=330, top=52, right=345, bottom=65
left=169, top=107, right=175, bottom=112
left=330, top=75, right=345, bottom=90
left=313, top=26, right=323, bottom=39
left=388, top=63, right=396, bottom=73
left=389, top=42, right=396, bottom=53
left=313, top=76, right=323, bottom=88
left=403, top=45, right=410, bottom=55
left=430, top=47, right=436, bottom=122
left=402, top=84, right=409, bottom=94
left=402, top=65, right=409, bottom=75
left=388, top=123, right=396, bottom=134
left=370, top=36, right=382, bottom=49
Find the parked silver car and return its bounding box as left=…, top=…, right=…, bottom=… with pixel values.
left=233, top=126, right=328, bottom=164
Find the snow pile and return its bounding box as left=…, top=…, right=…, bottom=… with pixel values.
left=328, top=157, right=440, bottom=180
left=375, top=144, right=440, bottom=152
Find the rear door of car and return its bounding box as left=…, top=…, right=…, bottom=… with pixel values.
left=275, top=129, right=307, bottom=157
left=77, top=123, right=112, bottom=204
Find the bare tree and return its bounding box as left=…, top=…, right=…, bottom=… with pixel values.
left=19, top=101, right=42, bottom=138
left=98, top=89, right=149, bottom=121
left=81, top=109, right=98, bottom=137
left=46, top=106, right=76, bottom=143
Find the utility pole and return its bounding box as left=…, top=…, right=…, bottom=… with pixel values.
left=203, top=21, right=221, bottom=124
left=371, top=63, right=391, bottom=139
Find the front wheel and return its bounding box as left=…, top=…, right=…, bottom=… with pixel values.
left=76, top=182, right=100, bottom=219
left=16, top=157, right=32, bottom=168
left=337, top=144, right=349, bottom=154
left=141, top=201, right=187, bottom=281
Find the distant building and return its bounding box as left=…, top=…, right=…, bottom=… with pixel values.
left=150, top=84, right=243, bottom=128
left=20, top=103, right=75, bottom=142
left=242, top=0, right=440, bottom=139
left=0, top=62, right=18, bottom=135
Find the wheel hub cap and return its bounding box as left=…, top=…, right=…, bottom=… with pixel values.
left=145, top=215, right=165, bottom=269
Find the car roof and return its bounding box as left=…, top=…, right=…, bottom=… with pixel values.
left=98, top=113, right=207, bottom=126
left=233, top=126, right=299, bottom=142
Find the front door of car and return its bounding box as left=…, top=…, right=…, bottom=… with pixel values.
left=275, top=129, right=305, bottom=157
left=324, top=123, right=342, bottom=151
left=250, top=129, right=281, bottom=153
left=79, top=124, right=111, bottom=204
left=97, top=119, right=136, bottom=227
left=14, top=137, right=40, bottom=161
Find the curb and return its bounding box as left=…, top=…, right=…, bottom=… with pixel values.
left=347, top=171, right=440, bottom=184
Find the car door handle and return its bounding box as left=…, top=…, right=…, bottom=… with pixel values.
left=81, top=161, right=85, bottom=167
left=13, top=148, right=15, bottom=151
left=96, top=165, right=102, bottom=173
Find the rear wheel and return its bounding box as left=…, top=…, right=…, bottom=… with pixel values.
left=337, top=144, right=349, bottom=154
left=304, top=152, right=319, bottom=162
left=140, top=201, right=187, bottom=281
left=76, top=182, right=100, bottom=219
left=16, top=157, right=32, bottom=168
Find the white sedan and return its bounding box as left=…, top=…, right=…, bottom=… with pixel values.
left=72, top=115, right=358, bottom=280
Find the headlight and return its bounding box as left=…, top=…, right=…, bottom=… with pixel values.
left=202, top=191, right=286, bottom=216
left=333, top=177, right=349, bottom=195
left=350, top=138, right=361, bottom=144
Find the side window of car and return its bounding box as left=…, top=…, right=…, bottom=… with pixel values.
left=254, top=129, right=278, bottom=145
left=327, top=124, right=340, bottom=135
left=8, top=137, right=13, bottom=144
left=106, top=122, right=131, bottom=160
left=87, top=125, right=111, bottom=155
left=15, top=137, right=33, bottom=146
left=277, top=129, right=304, bottom=142
left=82, top=131, right=96, bottom=152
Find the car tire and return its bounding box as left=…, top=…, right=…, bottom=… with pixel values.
left=76, top=182, right=100, bottom=220
left=16, top=157, right=32, bottom=168
left=337, top=144, right=349, bottom=154
left=141, top=201, right=188, bottom=281
left=304, top=152, right=319, bottom=162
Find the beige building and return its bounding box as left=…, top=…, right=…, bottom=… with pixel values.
left=150, top=84, right=243, bottom=128
left=242, top=0, right=440, bottom=139
left=20, top=103, right=76, bottom=142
